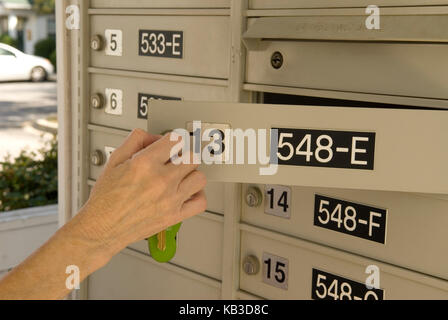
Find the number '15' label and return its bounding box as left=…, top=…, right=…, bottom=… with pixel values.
left=262, top=252, right=288, bottom=290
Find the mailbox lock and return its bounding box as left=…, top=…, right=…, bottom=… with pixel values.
left=245, top=186, right=263, bottom=208
left=91, top=93, right=104, bottom=109
left=91, top=150, right=104, bottom=166
left=271, top=51, right=284, bottom=69
left=243, top=255, right=260, bottom=275
left=91, top=35, right=103, bottom=51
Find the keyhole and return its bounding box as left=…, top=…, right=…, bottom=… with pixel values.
left=271, top=51, right=284, bottom=69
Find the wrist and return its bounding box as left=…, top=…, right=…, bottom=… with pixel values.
left=59, top=207, right=118, bottom=275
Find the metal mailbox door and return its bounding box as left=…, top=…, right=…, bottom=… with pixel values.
left=148, top=101, right=448, bottom=195
left=244, top=12, right=448, bottom=102
left=90, top=15, right=230, bottom=79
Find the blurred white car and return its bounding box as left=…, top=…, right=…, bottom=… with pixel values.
left=0, top=43, right=54, bottom=82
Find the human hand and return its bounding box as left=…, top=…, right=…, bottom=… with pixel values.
left=70, top=129, right=207, bottom=266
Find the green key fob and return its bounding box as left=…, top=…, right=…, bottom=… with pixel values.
left=148, top=223, right=182, bottom=263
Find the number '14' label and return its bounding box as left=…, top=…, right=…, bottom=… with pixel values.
left=265, top=185, right=291, bottom=219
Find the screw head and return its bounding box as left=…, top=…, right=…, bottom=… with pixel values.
left=91, top=35, right=103, bottom=51
left=91, top=93, right=104, bottom=109
left=243, top=255, right=260, bottom=275
left=245, top=187, right=263, bottom=208
left=91, top=150, right=104, bottom=166
left=271, top=51, right=284, bottom=69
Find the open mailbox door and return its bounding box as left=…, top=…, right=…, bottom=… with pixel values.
left=149, top=101, right=448, bottom=195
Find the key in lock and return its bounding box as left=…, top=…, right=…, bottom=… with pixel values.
left=148, top=223, right=182, bottom=263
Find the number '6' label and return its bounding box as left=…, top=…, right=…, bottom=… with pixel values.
left=105, top=88, right=123, bottom=116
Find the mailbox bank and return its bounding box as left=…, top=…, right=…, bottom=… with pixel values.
left=56, top=0, right=448, bottom=299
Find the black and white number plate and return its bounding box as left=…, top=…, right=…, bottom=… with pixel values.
left=139, top=30, right=183, bottom=59
left=273, top=128, right=376, bottom=170
left=312, top=269, right=384, bottom=300
left=137, top=93, right=181, bottom=120
left=314, top=194, right=387, bottom=244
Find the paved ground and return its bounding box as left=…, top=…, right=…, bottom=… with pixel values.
left=0, top=81, right=57, bottom=161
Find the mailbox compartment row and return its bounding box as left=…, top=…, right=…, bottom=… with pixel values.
left=90, top=0, right=442, bottom=9
left=90, top=10, right=448, bottom=104
left=90, top=15, right=230, bottom=79
left=242, top=184, right=448, bottom=280
left=89, top=73, right=229, bottom=131
left=87, top=217, right=448, bottom=300
left=240, top=225, right=448, bottom=300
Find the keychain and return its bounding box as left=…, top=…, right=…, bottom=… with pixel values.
left=148, top=223, right=182, bottom=263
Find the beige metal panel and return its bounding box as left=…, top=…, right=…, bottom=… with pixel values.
left=205, top=182, right=225, bottom=214
left=91, top=0, right=230, bottom=8
left=242, top=184, right=448, bottom=279
left=90, top=15, right=230, bottom=79
left=240, top=227, right=448, bottom=300
left=244, top=15, right=448, bottom=43
left=246, top=40, right=448, bottom=100
left=88, top=128, right=225, bottom=214
left=88, top=249, right=221, bottom=299
left=249, top=0, right=447, bottom=9
left=89, top=72, right=229, bottom=131
left=128, top=212, right=224, bottom=280
left=148, top=101, right=448, bottom=194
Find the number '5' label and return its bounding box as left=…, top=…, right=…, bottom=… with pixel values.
left=105, top=29, right=122, bottom=56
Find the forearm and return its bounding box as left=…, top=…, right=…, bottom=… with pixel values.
left=0, top=210, right=111, bottom=300
left=0, top=130, right=206, bottom=300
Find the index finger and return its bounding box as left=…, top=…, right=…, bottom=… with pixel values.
left=108, top=129, right=162, bottom=168
left=142, top=132, right=186, bottom=164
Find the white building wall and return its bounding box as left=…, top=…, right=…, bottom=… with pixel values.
left=24, top=15, right=51, bottom=55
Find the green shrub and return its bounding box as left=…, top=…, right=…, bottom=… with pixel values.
left=34, top=37, right=56, bottom=60
left=0, top=34, right=18, bottom=48
left=0, top=139, right=58, bottom=213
